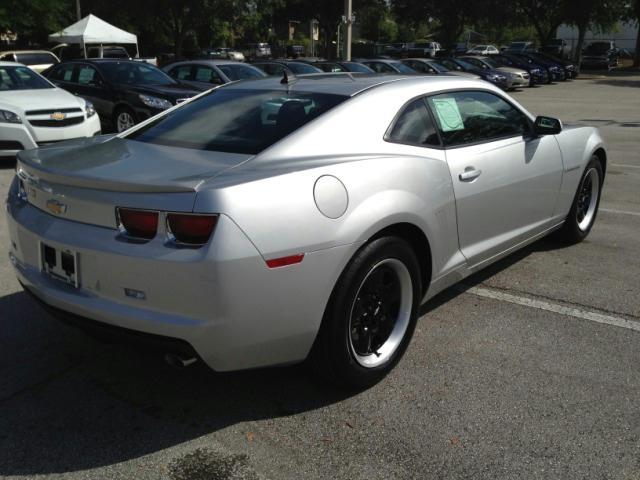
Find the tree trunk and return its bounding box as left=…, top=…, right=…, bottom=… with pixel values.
left=574, top=21, right=587, bottom=65
left=634, top=21, right=640, bottom=68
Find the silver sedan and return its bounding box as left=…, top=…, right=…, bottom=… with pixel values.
left=6, top=74, right=606, bottom=388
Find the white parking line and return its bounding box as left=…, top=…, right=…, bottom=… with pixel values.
left=600, top=208, right=640, bottom=217
left=461, top=285, right=640, bottom=333
left=611, top=163, right=640, bottom=169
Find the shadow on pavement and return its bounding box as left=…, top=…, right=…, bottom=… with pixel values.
left=0, top=234, right=567, bottom=476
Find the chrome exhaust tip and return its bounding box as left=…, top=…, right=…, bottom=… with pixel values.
left=164, top=353, right=197, bottom=368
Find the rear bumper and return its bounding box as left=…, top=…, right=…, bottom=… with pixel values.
left=6, top=185, right=352, bottom=371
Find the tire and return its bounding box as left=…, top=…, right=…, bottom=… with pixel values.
left=556, top=156, right=603, bottom=244
left=114, top=107, right=136, bottom=133
left=310, top=236, right=422, bottom=390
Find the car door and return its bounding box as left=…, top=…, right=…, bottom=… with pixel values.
left=47, top=62, right=77, bottom=91
left=426, top=90, right=563, bottom=266
left=74, top=64, right=112, bottom=119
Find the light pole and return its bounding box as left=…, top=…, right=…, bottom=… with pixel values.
left=344, top=0, right=352, bottom=60
left=76, top=0, right=81, bottom=21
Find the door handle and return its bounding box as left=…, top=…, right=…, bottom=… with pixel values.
left=459, top=167, right=482, bottom=182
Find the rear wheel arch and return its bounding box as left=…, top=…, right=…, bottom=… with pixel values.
left=593, top=147, right=607, bottom=178
left=368, top=222, right=432, bottom=297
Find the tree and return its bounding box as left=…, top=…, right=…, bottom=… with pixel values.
left=564, top=0, right=626, bottom=64
left=0, top=0, right=72, bottom=46
left=512, top=0, right=566, bottom=46
left=358, top=1, right=398, bottom=43
left=622, top=0, right=640, bottom=67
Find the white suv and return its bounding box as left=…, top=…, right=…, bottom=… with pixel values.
left=0, top=62, right=101, bottom=157
left=408, top=42, right=443, bottom=58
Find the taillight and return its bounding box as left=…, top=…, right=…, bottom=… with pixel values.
left=166, top=213, right=217, bottom=245
left=117, top=207, right=158, bottom=240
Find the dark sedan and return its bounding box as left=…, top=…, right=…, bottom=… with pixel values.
left=493, top=53, right=549, bottom=85
left=437, top=57, right=510, bottom=89
left=534, top=52, right=579, bottom=78
left=580, top=42, right=619, bottom=70
left=359, top=59, right=417, bottom=74
left=511, top=53, right=566, bottom=82
left=44, top=59, right=201, bottom=132
left=163, top=60, right=266, bottom=91
left=313, top=61, right=374, bottom=74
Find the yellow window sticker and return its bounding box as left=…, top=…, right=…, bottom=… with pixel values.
left=432, top=98, right=464, bottom=132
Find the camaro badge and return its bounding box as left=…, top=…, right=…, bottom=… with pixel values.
left=50, top=112, right=66, bottom=121
left=46, top=199, right=67, bottom=215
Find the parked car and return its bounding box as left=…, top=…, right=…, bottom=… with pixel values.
left=528, top=52, right=579, bottom=79
left=540, top=39, right=571, bottom=59
left=202, top=48, right=245, bottom=62
left=460, top=56, right=530, bottom=88
left=493, top=53, right=549, bottom=85
left=0, top=61, right=100, bottom=157
left=428, top=60, right=482, bottom=79
left=407, top=41, right=443, bottom=58
left=43, top=59, right=200, bottom=132
left=466, top=45, right=499, bottom=55
left=504, top=41, right=536, bottom=53
left=251, top=61, right=322, bottom=76
left=313, top=62, right=348, bottom=73
left=402, top=58, right=481, bottom=79
left=438, top=57, right=510, bottom=89
left=581, top=41, right=619, bottom=70
left=337, top=61, right=375, bottom=73
left=360, top=59, right=418, bottom=74
left=384, top=43, right=409, bottom=58
left=0, top=50, right=60, bottom=73
left=7, top=74, right=607, bottom=388
left=241, top=43, right=271, bottom=60
left=163, top=60, right=265, bottom=91
left=286, top=45, right=305, bottom=58
left=511, top=52, right=566, bottom=82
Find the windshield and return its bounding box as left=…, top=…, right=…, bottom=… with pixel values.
left=342, top=62, right=373, bottom=73
left=585, top=43, right=610, bottom=55
left=482, top=57, right=501, bottom=68
left=218, top=64, right=265, bottom=81
left=454, top=59, right=476, bottom=70
left=127, top=89, right=348, bottom=154
left=426, top=61, right=448, bottom=73
left=392, top=62, right=416, bottom=73
left=100, top=62, right=176, bottom=86
left=285, top=62, right=321, bottom=74
left=16, top=52, right=58, bottom=65
left=0, top=65, right=53, bottom=90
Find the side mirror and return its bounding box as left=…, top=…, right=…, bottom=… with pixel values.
left=534, top=116, right=562, bottom=135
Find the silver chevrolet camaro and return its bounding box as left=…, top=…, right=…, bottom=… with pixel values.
left=6, top=73, right=606, bottom=388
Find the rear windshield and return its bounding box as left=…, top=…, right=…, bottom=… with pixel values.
left=217, top=64, right=266, bottom=80
left=127, top=89, right=348, bottom=154
left=15, top=52, right=58, bottom=65
left=99, top=61, right=175, bottom=85
left=342, top=62, right=373, bottom=73
left=286, top=62, right=321, bottom=74
left=0, top=65, right=52, bottom=90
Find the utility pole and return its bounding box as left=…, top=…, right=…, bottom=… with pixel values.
left=344, top=0, right=352, bottom=60
left=75, top=0, right=82, bottom=21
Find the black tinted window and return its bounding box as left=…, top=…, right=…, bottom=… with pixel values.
left=127, top=89, right=347, bottom=154
left=15, top=53, right=58, bottom=65
left=49, top=64, right=75, bottom=82
left=388, top=98, right=440, bottom=147
left=428, top=91, right=530, bottom=147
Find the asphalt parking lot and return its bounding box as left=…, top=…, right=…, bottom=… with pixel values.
left=1, top=72, right=639, bottom=480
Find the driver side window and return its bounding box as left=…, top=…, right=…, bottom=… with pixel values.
left=427, top=91, right=531, bottom=147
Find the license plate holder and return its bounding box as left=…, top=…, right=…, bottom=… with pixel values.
left=40, top=242, right=79, bottom=288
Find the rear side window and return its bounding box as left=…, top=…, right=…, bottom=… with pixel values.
left=387, top=98, right=440, bottom=147
left=77, top=65, right=98, bottom=84
left=427, top=91, right=530, bottom=147
left=169, top=65, right=192, bottom=80
left=16, top=53, right=57, bottom=65
left=49, top=63, right=75, bottom=82
left=127, top=89, right=348, bottom=154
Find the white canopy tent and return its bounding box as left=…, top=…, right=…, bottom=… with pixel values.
left=48, top=14, right=139, bottom=57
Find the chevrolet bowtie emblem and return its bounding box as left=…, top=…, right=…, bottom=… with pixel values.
left=50, top=112, right=66, bottom=121
left=46, top=199, right=67, bottom=215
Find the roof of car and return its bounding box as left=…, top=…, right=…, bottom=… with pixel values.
left=219, top=72, right=470, bottom=96
left=165, top=59, right=252, bottom=67
left=0, top=61, right=26, bottom=67
left=0, top=50, right=56, bottom=55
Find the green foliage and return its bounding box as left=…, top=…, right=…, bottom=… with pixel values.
left=0, top=0, right=73, bottom=45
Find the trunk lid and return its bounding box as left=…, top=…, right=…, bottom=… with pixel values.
left=16, top=136, right=252, bottom=228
